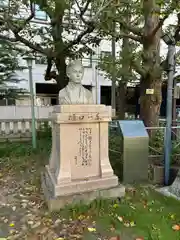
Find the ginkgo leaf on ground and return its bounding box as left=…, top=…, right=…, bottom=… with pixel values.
left=172, top=224, right=180, bottom=231
left=87, top=227, right=96, bottom=232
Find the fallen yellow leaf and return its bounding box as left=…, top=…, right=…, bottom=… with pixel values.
left=117, top=216, right=123, bottom=222
left=113, top=204, right=118, bottom=208
left=130, top=221, right=136, bottom=227
left=78, top=215, right=84, bottom=220
left=130, top=205, right=136, bottom=210
left=87, top=227, right=96, bottom=232
left=9, top=223, right=14, bottom=227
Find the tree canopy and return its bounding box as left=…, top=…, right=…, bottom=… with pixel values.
left=0, top=38, right=26, bottom=99
left=97, top=0, right=180, bottom=126
left=0, top=0, right=115, bottom=88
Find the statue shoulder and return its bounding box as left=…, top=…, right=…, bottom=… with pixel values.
left=59, top=87, right=67, bottom=96
left=58, top=87, right=70, bottom=104
left=84, top=87, right=94, bottom=103
left=85, top=88, right=92, bottom=96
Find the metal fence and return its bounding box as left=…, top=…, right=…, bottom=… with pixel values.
left=1, top=117, right=180, bottom=167
left=0, top=118, right=51, bottom=142
left=109, top=120, right=180, bottom=166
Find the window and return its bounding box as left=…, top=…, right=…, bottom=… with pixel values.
left=35, top=55, right=47, bottom=65
left=34, top=4, right=47, bottom=21
left=82, top=54, right=92, bottom=68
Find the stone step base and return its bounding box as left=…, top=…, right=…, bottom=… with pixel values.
left=41, top=172, right=125, bottom=211
left=45, top=165, right=119, bottom=197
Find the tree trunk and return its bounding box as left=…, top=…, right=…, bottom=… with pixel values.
left=53, top=3, right=68, bottom=91
left=140, top=0, right=162, bottom=127
left=140, top=77, right=162, bottom=127
left=55, top=55, right=69, bottom=90
left=116, top=9, right=130, bottom=120
left=116, top=83, right=126, bottom=119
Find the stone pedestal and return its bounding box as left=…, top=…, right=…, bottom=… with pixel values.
left=42, top=104, right=125, bottom=211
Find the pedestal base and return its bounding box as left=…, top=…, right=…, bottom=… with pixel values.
left=42, top=104, right=125, bottom=211
left=45, top=165, right=119, bottom=197
left=41, top=172, right=125, bottom=211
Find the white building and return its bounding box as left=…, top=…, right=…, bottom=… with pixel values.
left=15, top=43, right=114, bottom=106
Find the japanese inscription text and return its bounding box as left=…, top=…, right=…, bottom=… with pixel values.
left=77, top=127, right=92, bottom=166
left=68, top=113, right=101, bottom=121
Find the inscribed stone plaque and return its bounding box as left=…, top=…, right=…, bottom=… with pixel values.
left=60, top=123, right=100, bottom=180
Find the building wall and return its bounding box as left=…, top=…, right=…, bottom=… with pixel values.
left=16, top=97, right=31, bottom=105
left=15, top=46, right=114, bottom=90
left=15, top=95, right=57, bottom=106
left=0, top=105, right=53, bottom=120
left=14, top=48, right=115, bottom=104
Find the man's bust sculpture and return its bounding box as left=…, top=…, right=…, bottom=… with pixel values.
left=59, top=60, right=94, bottom=104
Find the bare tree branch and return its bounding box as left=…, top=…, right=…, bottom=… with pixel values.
left=15, top=1, right=35, bottom=34
left=131, top=59, right=146, bottom=77
left=75, top=0, right=114, bottom=24
left=118, top=21, right=143, bottom=36
left=80, top=0, right=91, bottom=17
left=0, top=31, right=50, bottom=56
left=74, top=0, right=91, bottom=17
left=45, top=58, right=55, bottom=80
left=117, top=33, right=142, bottom=42
left=94, top=0, right=114, bottom=22
left=74, top=0, right=91, bottom=25
left=149, top=16, right=168, bottom=38
left=116, top=9, right=143, bottom=36
left=64, top=23, right=95, bottom=51
left=0, top=2, right=51, bottom=56
left=149, top=1, right=180, bottom=39
left=15, top=33, right=51, bottom=56
left=65, top=0, right=114, bottom=51
left=98, top=26, right=143, bottom=43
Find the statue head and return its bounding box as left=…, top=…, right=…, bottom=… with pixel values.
left=66, top=60, right=84, bottom=84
